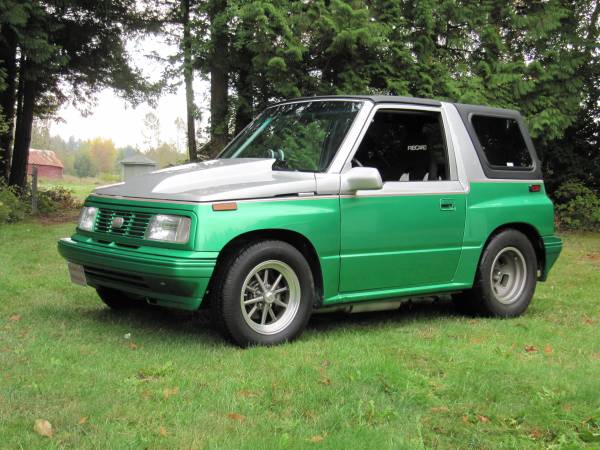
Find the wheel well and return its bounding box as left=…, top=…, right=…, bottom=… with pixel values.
left=484, top=223, right=545, bottom=274
left=209, top=229, right=324, bottom=305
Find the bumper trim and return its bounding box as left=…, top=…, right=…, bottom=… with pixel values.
left=541, top=235, right=562, bottom=281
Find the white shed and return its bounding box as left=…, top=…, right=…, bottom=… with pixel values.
left=120, top=154, right=157, bottom=181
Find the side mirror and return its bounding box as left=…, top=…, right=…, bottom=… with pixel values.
left=341, top=167, right=383, bottom=193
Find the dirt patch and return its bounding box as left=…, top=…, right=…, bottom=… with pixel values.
left=35, top=209, right=79, bottom=225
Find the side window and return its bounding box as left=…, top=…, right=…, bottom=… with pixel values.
left=471, top=115, right=532, bottom=169
left=352, top=110, right=449, bottom=182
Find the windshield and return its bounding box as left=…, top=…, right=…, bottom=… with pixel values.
left=220, top=100, right=363, bottom=172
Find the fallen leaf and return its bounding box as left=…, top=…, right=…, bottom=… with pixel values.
left=9, top=314, right=20, bottom=322
left=319, top=377, right=331, bottom=386
left=470, top=337, right=484, bottom=344
left=564, top=404, right=573, bottom=412
left=159, top=425, right=168, bottom=437
left=544, top=345, right=553, bottom=354
left=78, top=417, right=87, bottom=425
left=462, top=415, right=470, bottom=423
left=477, top=415, right=490, bottom=424
left=33, top=419, right=53, bottom=437
left=163, top=387, right=179, bottom=399
left=238, top=390, right=257, bottom=398
left=585, top=252, right=600, bottom=263
left=127, top=342, right=138, bottom=350
left=227, top=412, right=245, bottom=422
left=430, top=406, right=450, bottom=413
left=530, top=428, right=542, bottom=439
left=524, top=345, right=537, bottom=353
left=583, top=316, right=594, bottom=325
left=309, top=435, right=325, bottom=443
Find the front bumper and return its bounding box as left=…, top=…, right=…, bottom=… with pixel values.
left=57, top=237, right=217, bottom=310
left=541, top=235, right=562, bottom=281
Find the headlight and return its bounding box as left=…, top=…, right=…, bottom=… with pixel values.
left=78, top=206, right=98, bottom=231
left=145, top=214, right=191, bottom=243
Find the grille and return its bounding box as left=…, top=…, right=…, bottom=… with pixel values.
left=94, top=208, right=152, bottom=239
left=84, top=266, right=149, bottom=288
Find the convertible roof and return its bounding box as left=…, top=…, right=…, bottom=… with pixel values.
left=276, top=95, right=442, bottom=107
left=273, top=95, right=523, bottom=117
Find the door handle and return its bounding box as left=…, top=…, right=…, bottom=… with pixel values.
left=440, top=199, right=456, bottom=211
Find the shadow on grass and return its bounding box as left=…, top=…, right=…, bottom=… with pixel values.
left=45, top=295, right=466, bottom=344
left=307, top=296, right=464, bottom=334
left=44, top=301, right=224, bottom=345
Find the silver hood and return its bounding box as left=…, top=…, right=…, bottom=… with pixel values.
left=93, top=158, right=317, bottom=202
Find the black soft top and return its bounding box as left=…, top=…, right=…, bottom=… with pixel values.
left=277, top=95, right=526, bottom=115
left=276, top=95, right=442, bottom=107
left=275, top=95, right=541, bottom=180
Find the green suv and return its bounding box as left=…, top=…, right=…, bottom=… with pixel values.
left=58, top=96, right=562, bottom=347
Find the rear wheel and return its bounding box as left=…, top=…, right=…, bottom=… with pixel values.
left=96, top=287, right=146, bottom=310
left=213, top=240, right=314, bottom=347
left=455, top=229, right=537, bottom=317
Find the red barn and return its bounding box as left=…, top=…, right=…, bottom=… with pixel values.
left=27, top=149, right=63, bottom=179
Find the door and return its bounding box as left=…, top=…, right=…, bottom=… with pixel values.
left=339, top=107, right=466, bottom=293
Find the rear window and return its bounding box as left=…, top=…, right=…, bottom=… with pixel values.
left=471, top=115, right=532, bottom=169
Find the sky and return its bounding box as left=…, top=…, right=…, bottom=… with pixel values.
left=49, top=36, right=210, bottom=151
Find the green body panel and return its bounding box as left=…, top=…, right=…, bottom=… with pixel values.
left=451, top=182, right=557, bottom=287
left=59, top=180, right=561, bottom=311
left=339, top=193, right=466, bottom=292
left=542, top=235, right=563, bottom=281
left=193, top=198, right=341, bottom=300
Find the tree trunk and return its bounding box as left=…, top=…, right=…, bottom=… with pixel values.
left=9, top=63, right=36, bottom=189
left=0, top=28, right=18, bottom=182
left=234, top=52, right=253, bottom=135
left=182, top=0, right=197, bottom=162
left=209, top=0, right=229, bottom=157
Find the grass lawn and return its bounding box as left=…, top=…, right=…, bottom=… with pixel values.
left=1, top=221, right=599, bottom=448
left=38, top=176, right=107, bottom=202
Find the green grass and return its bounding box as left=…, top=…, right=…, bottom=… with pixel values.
left=38, top=176, right=105, bottom=201
left=1, top=222, right=599, bottom=449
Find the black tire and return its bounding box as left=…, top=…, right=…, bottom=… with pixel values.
left=212, top=240, right=315, bottom=347
left=455, top=229, right=537, bottom=317
left=96, top=287, right=146, bottom=310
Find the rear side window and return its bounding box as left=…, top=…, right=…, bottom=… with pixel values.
left=471, top=116, right=532, bottom=169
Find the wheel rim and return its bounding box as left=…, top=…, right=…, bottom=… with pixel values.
left=240, top=260, right=301, bottom=335
left=490, top=246, right=527, bottom=305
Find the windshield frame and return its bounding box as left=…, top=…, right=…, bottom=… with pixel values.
left=217, top=98, right=368, bottom=174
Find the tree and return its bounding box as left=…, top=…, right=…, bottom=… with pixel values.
left=182, top=0, right=198, bottom=161
left=147, top=142, right=181, bottom=167
left=142, top=111, right=161, bottom=151
left=148, top=0, right=200, bottom=161
left=73, top=150, right=96, bottom=178
left=87, top=137, right=117, bottom=174
left=174, top=116, right=186, bottom=153
left=30, top=118, right=51, bottom=149
left=0, top=0, right=158, bottom=189
left=0, top=1, right=21, bottom=180
left=207, top=0, right=230, bottom=156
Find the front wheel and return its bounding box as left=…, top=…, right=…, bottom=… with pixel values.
left=456, top=229, right=537, bottom=317
left=213, top=240, right=314, bottom=347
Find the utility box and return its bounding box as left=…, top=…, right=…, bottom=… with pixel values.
left=120, top=154, right=157, bottom=181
